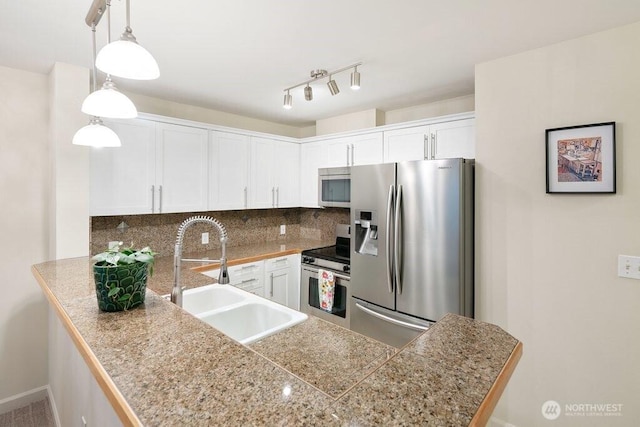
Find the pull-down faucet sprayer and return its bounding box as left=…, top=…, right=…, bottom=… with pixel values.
left=172, top=215, right=229, bottom=307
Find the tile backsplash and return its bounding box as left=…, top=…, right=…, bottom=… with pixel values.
left=90, top=208, right=350, bottom=257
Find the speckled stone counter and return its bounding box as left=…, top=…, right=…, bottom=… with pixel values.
left=33, top=248, right=522, bottom=426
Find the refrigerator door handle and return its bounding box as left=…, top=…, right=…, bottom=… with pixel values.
left=355, top=302, right=429, bottom=331
left=394, top=184, right=403, bottom=294
left=386, top=184, right=395, bottom=293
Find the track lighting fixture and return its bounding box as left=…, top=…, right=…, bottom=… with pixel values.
left=282, top=62, right=362, bottom=110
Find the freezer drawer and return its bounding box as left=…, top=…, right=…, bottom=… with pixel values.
left=350, top=297, right=432, bottom=348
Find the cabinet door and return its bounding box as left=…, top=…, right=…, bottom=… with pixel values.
left=274, top=141, right=300, bottom=208
left=351, top=132, right=384, bottom=165
left=155, top=123, right=209, bottom=213
left=210, top=131, right=250, bottom=210
left=266, top=268, right=289, bottom=306
left=431, top=118, right=475, bottom=159
left=299, top=141, right=329, bottom=207
left=250, top=137, right=277, bottom=208
left=383, top=126, right=429, bottom=163
left=326, top=139, right=351, bottom=167
left=90, top=119, right=156, bottom=216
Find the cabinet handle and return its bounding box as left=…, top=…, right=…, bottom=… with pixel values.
left=159, top=185, right=163, bottom=213
left=351, top=143, right=355, bottom=165
left=274, top=257, right=287, bottom=263
left=240, top=278, right=258, bottom=284
left=244, top=187, right=248, bottom=208
left=240, top=265, right=257, bottom=271
left=276, top=187, right=279, bottom=207
left=431, top=134, right=436, bottom=159
left=346, top=145, right=350, bottom=166
left=270, top=272, right=274, bottom=297
left=423, top=135, right=428, bottom=160
left=151, top=185, right=155, bottom=213
left=272, top=187, right=275, bottom=207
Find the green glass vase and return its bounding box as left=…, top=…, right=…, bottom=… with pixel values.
left=93, top=261, right=149, bottom=312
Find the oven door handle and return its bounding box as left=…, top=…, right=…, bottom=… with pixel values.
left=302, top=266, right=350, bottom=281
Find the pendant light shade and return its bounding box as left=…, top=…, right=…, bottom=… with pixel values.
left=81, top=78, right=138, bottom=118
left=72, top=117, right=122, bottom=147
left=96, top=35, right=159, bottom=80
left=95, top=0, right=159, bottom=80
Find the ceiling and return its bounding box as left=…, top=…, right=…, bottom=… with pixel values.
left=2, top=1, right=640, bottom=127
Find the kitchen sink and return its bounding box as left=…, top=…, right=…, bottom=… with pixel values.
left=182, top=284, right=307, bottom=345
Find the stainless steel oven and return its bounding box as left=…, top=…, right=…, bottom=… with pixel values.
left=300, top=224, right=351, bottom=328
left=300, top=263, right=350, bottom=329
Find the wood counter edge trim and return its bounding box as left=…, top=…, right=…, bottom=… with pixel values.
left=190, top=248, right=302, bottom=272
left=31, top=266, right=143, bottom=427
left=469, top=340, right=523, bottom=427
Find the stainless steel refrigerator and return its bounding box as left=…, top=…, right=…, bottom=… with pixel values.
left=350, top=158, right=474, bottom=348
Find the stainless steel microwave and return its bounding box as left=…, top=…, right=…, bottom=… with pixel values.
left=318, top=167, right=350, bottom=208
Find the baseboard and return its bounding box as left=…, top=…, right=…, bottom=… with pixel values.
left=46, top=385, right=61, bottom=427
left=0, top=385, right=48, bottom=414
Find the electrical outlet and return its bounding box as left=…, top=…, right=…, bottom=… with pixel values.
left=618, top=255, right=640, bottom=280
left=202, top=232, right=209, bottom=245
left=280, top=224, right=286, bottom=235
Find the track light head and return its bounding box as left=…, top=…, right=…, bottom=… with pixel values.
left=304, top=84, right=313, bottom=101
left=283, top=91, right=292, bottom=109
left=350, top=67, right=361, bottom=90
left=327, top=77, right=340, bottom=96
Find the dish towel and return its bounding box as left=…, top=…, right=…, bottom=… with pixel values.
left=318, top=269, right=335, bottom=313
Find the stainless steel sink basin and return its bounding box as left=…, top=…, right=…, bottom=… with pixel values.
left=182, top=284, right=307, bottom=344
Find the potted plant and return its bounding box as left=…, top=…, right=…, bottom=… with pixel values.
left=92, top=243, right=156, bottom=312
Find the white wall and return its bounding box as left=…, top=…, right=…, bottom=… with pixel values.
left=49, top=63, right=90, bottom=259
left=0, top=65, right=50, bottom=400
left=125, top=91, right=313, bottom=138
left=476, top=21, right=640, bottom=426
left=384, top=94, right=475, bottom=125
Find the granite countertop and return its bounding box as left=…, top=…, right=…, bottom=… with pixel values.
left=32, top=241, right=522, bottom=426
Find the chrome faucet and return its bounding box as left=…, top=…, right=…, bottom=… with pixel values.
left=172, top=215, right=230, bottom=307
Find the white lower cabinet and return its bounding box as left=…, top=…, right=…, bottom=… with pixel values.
left=49, top=309, right=122, bottom=427
left=205, top=255, right=301, bottom=310
left=264, top=254, right=301, bottom=310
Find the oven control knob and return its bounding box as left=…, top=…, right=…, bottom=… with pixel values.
left=343, top=265, right=350, bottom=274
left=303, top=256, right=315, bottom=264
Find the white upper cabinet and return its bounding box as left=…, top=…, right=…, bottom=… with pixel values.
left=430, top=118, right=475, bottom=159
left=250, top=137, right=300, bottom=209
left=91, top=120, right=208, bottom=216
left=155, top=123, right=209, bottom=213
left=90, top=119, right=156, bottom=216
left=383, top=125, right=429, bottom=163
left=210, top=131, right=250, bottom=210
left=274, top=140, right=300, bottom=208
left=299, top=141, right=330, bottom=208
left=383, top=118, right=475, bottom=163
left=325, top=132, right=383, bottom=167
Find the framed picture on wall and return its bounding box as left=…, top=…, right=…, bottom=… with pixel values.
left=545, top=122, right=616, bottom=194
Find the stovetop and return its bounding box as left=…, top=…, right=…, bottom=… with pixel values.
left=302, top=245, right=350, bottom=265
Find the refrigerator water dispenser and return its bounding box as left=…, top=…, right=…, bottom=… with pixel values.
left=355, top=210, right=378, bottom=256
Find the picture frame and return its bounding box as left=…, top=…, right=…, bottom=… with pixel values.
left=545, top=122, right=616, bottom=194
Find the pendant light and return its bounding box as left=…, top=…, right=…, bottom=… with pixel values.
left=81, top=5, right=137, bottom=119
left=95, top=0, right=159, bottom=80
left=73, top=117, right=121, bottom=147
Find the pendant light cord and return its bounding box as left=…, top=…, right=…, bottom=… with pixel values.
left=91, top=23, right=97, bottom=93
left=106, top=0, right=112, bottom=43
left=126, top=0, right=131, bottom=31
